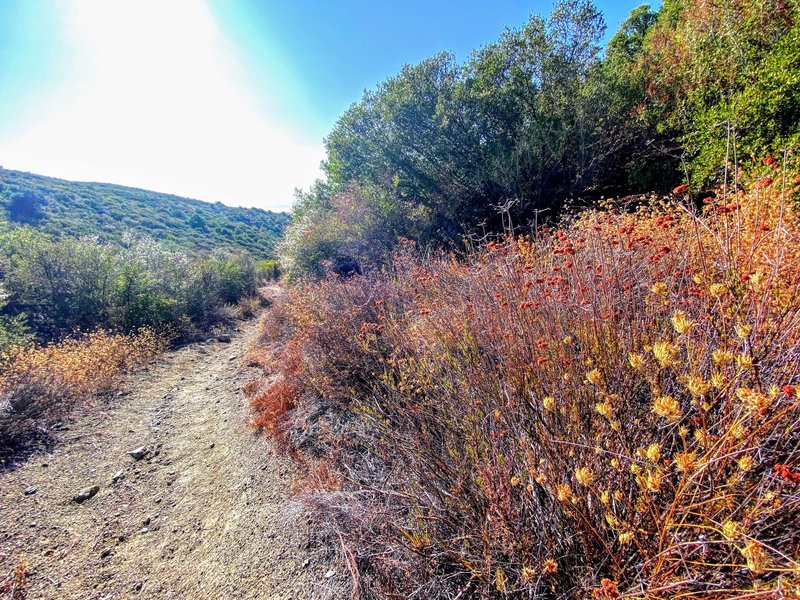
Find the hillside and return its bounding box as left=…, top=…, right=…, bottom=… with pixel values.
left=0, top=168, right=290, bottom=258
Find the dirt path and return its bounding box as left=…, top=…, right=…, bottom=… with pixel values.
left=0, top=318, right=337, bottom=599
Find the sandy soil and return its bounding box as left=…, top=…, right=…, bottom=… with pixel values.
left=0, top=318, right=341, bottom=599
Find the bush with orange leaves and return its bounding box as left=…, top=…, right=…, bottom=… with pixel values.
left=0, top=329, right=163, bottom=453
left=256, top=167, right=800, bottom=598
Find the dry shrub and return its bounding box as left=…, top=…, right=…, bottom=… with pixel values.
left=259, top=169, right=800, bottom=598
left=0, top=329, right=163, bottom=452
left=233, top=296, right=263, bottom=320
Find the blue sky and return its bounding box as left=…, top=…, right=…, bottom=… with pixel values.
left=0, top=0, right=647, bottom=211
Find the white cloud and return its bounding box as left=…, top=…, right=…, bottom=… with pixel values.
left=0, top=0, right=322, bottom=211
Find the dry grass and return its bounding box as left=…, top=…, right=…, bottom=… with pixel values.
left=0, top=329, right=163, bottom=453
left=254, top=165, right=800, bottom=598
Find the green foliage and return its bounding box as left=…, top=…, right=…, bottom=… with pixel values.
left=0, top=227, right=258, bottom=341
left=640, top=0, right=800, bottom=183
left=256, top=259, right=281, bottom=281
left=0, top=169, right=290, bottom=258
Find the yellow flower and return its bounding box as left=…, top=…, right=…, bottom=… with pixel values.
left=671, top=310, right=696, bottom=334
left=542, top=396, right=555, bottom=411
left=600, top=490, right=610, bottom=505
left=614, top=490, right=623, bottom=502
left=556, top=483, right=571, bottom=502
left=521, top=566, right=536, bottom=582
left=610, top=458, right=620, bottom=470
left=630, top=463, right=642, bottom=475
left=735, top=323, right=752, bottom=339
left=748, top=271, right=764, bottom=287
left=736, top=387, right=770, bottom=413
left=585, top=369, right=603, bottom=386
left=736, top=353, right=754, bottom=370
left=722, top=520, right=739, bottom=540
left=652, top=341, right=680, bottom=368
left=645, top=443, right=661, bottom=462
left=652, top=395, right=681, bottom=420
left=710, top=372, right=725, bottom=389
left=644, top=469, right=662, bottom=492
left=510, top=475, right=521, bottom=486
left=674, top=451, right=697, bottom=472
left=712, top=349, right=734, bottom=365
left=605, top=512, right=620, bottom=528
left=575, top=467, right=595, bottom=487
left=709, top=283, right=727, bottom=298
left=628, top=352, right=645, bottom=369
left=618, top=531, right=634, bottom=544
left=651, top=282, right=668, bottom=296
left=686, top=375, right=711, bottom=397
left=595, top=401, right=614, bottom=420
left=737, top=455, right=754, bottom=471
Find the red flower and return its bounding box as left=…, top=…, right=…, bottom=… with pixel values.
left=774, top=464, right=800, bottom=484
left=782, top=385, right=797, bottom=398
left=673, top=183, right=690, bottom=195
left=756, top=177, right=773, bottom=189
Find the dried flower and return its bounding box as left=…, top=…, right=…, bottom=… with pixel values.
left=628, top=352, right=645, bottom=369
left=687, top=375, right=711, bottom=397
left=722, top=520, right=739, bottom=540
left=741, top=541, right=769, bottom=573
left=652, top=341, right=680, bottom=368
left=712, top=348, right=733, bottom=364
left=645, top=443, right=661, bottom=462
left=652, top=395, right=681, bottom=420
left=709, top=283, right=727, bottom=297
left=543, top=558, right=558, bottom=575
left=671, top=310, right=696, bottom=334
left=586, top=369, right=603, bottom=386
left=595, top=401, right=614, bottom=420
left=674, top=452, right=697, bottom=472
left=575, top=466, right=595, bottom=487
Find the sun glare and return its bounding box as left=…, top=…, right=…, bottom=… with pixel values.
left=2, top=0, right=322, bottom=210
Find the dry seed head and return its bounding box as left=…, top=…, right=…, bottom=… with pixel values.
left=722, top=520, right=739, bottom=540
left=618, top=531, right=634, bottom=544
left=741, top=542, right=769, bottom=574
left=628, top=352, right=645, bottom=369
left=595, top=401, right=614, bottom=420
left=709, top=283, right=727, bottom=297
left=652, top=395, right=681, bottom=420
left=575, top=466, right=595, bottom=487
left=671, top=310, right=696, bottom=334
left=652, top=341, right=680, bottom=368
left=674, top=451, right=697, bottom=472
left=712, top=349, right=734, bottom=365
left=687, top=375, right=712, bottom=397
left=645, top=443, right=661, bottom=462
left=585, top=369, right=603, bottom=386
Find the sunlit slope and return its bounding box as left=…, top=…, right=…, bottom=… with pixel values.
left=0, top=168, right=290, bottom=257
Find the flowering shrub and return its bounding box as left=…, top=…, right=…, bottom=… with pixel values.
left=254, top=171, right=800, bottom=597
left=0, top=329, right=163, bottom=452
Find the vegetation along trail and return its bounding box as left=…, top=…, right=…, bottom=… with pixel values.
left=0, top=317, right=336, bottom=599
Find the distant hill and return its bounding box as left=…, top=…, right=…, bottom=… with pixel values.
left=0, top=168, right=290, bottom=257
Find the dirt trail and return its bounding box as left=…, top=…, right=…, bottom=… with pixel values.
left=0, top=318, right=337, bottom=599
